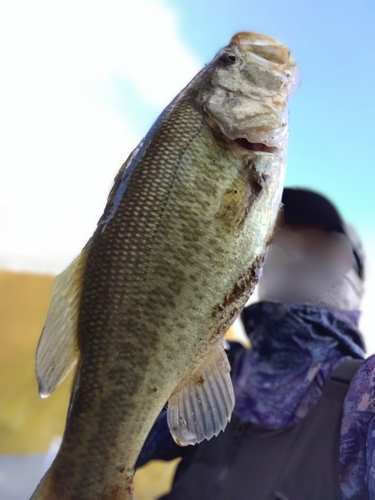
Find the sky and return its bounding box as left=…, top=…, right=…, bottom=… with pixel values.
left=0, top=0, right=374, bottom=347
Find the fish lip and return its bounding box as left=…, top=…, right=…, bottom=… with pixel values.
left=205, top=113, right=282, bottom=156
left=232, top=137, right=279, bottom=154
left=204, top=112, right=283, bottom=155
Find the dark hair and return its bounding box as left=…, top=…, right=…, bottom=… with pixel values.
left=282, top=188, right=364, bottom=280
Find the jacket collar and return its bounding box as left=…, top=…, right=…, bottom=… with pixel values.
left=231, top=302, right=365, bottom=428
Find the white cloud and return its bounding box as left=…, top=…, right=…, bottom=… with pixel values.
left=0, top=0, right=200, bottom=274
left=1, top=1, right=374, bottom=356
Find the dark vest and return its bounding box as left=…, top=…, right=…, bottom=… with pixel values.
left=159, top=359, right=362, bottom=500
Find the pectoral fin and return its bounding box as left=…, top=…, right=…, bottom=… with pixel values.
left=167, top=340, right=235, bottom=446
left=36, top=250, right=87, bottom=398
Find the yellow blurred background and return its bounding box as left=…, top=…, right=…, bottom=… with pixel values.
left=0, top=270, right=241, bottom=499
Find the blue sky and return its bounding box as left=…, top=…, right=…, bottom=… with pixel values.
left=0, top=0, right=374, bottom=347
left=114, top=0, right=375, bottom=243
left=184, top=0, right=375, bottom=239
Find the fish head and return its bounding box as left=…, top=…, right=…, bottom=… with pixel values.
left=202, top=31, right=298, bottom=159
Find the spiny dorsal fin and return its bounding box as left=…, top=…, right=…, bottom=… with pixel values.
left=167, top=340, right=235, bottom=446
left=36, top=249, right=87, bottom=398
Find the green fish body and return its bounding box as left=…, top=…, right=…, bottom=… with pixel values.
left=32, top=31, right=297, bottom=500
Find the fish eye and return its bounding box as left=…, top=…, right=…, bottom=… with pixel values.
left=219, top=52, right=238, bottom=65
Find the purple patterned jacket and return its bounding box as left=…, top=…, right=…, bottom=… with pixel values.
left=137, top=302, right=374, bottom=499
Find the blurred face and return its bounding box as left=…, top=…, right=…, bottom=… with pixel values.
left=258, top=223, right=354, bottom=304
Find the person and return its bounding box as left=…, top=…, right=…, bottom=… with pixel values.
left=136, top=188, right=373, bottom=500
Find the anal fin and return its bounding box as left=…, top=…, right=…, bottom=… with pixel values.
left=167, top=340, right=235, bottom=446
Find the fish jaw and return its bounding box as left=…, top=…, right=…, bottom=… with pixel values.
left=202, top=31, right=298, bottom=155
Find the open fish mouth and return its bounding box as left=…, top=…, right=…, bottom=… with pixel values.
left=205, top=114, right=283, bottom=156
left=233, top=137, right=279, bottom=154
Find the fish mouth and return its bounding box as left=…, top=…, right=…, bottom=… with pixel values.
left=204, top=114, right=282, bottom=155
left=233, top=137, right=278, bottom=154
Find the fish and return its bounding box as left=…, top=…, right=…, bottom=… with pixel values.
left=31, top=31, right=298, bottom=500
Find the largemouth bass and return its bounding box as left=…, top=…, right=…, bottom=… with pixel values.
left=31, top=32, right=297, bottom=500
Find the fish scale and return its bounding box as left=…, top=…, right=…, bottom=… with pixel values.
left=54, top=98, right=215, bottom=498
left=31, top=32, right=297, bottom=500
